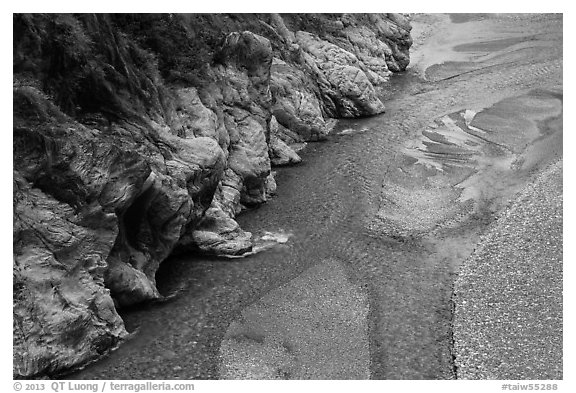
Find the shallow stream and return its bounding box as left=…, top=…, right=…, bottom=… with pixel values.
left=71, top=13, right=562, bottom=380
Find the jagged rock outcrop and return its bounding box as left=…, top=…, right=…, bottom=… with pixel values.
left=185, top=31, right=275, bottom=255
left=13, top=13, right=412, bottom=377
left=13, top=172, right=127, bottom=377
left=269, top=134, right=303, bottom=166
left=270, top=58, right=330, bottom=143
left=13, top=84, right=226, bottom=376
left=296, top=31, right=386, bottom=117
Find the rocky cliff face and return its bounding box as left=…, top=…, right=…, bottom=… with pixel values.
left=13, top=13, right=411, bottom=377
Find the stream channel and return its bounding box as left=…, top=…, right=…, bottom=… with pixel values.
left=71, top=13, right=563, bottom=380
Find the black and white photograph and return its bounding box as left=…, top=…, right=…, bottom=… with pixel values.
left=8, top=2, right=570, bottom=390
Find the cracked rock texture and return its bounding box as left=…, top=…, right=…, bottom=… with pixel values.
left=13, top=13, right=411, bottom=377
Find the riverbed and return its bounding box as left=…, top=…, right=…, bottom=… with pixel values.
left=70, top=13, right=562, bottom=380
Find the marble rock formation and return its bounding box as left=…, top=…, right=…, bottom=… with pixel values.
left=13, top=13, right=411, bottom=377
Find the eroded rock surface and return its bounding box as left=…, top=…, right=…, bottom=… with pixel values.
left=13, top=173, right=127, bottom=377
left=296, top=31, right=386, bottom=117
left=13, top=13, right=411, bottom=377
left=13, top=86, right=226, bottom=376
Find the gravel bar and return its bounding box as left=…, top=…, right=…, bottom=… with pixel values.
left=453, top=160, right=563, bottom=379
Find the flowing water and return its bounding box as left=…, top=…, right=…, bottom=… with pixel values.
left=71, top=13, right=562, bottom=380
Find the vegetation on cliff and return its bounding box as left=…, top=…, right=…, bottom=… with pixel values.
left=13, top=13, right=412, bottom=378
